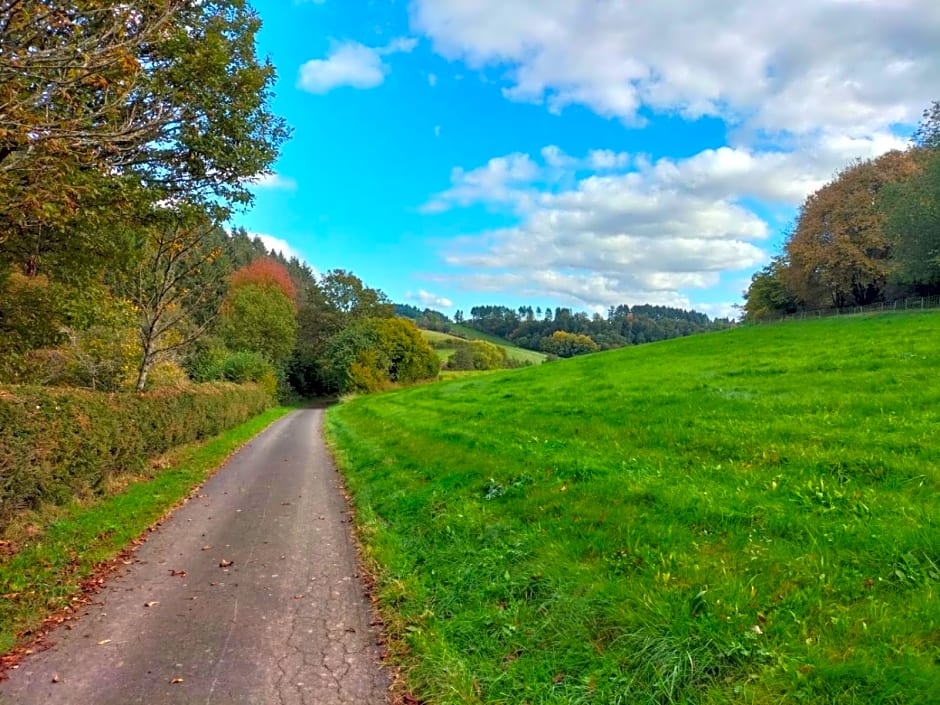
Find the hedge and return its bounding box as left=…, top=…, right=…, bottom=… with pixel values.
left=0, top=383, right=271, bottom=530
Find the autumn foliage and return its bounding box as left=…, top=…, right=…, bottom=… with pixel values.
left=784, top=150, right=918, bottom=308
left=229, top=258, right=297, bottom=304
left=744, top=101, right=940, bottom=320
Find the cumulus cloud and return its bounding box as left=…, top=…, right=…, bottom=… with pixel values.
left=298, top=37, right=416, bottom=93
left=407, top=289, right=454, bottom=308
left=411, top=0, right=940, bottom=136
left=421, top=152, right=539, bottom=213
left=424, top=132, right=905, bottom=308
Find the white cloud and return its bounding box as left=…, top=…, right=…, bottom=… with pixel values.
left=428, top=72, right=438, bottom=87
left=248, top=231, right=310, bottom=268
left=298, top=37, right=416, bottom=93
left=588, top=149, right=630, bottom=170
left=412, top=0, right=940, bottom=136
left=425, top=132, right=905, bottom=309
left=248, top=172, right=297, bottom=191
left=407, top=289, right=454, bottom=308
left=421, top=152, right=539, bottom=212
left=434, top=125, right=441, bottom=138
left=692, top=301, right=741, bottom=321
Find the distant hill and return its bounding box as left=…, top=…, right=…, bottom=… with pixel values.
left=419, top=327, right=548, bottom=366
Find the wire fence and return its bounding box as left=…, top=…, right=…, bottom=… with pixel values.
left=755, top=294, right=940, bottom=324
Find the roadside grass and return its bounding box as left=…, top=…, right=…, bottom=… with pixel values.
left=0, top=406, right=293, bottom=655
left=438, top=325, right=548, bottom=365
left=327, top=313, right=940, bottom=704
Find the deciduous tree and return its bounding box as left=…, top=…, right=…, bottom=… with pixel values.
left=0, top=0, right=289, bottom=242
left=122, top=205, right=227, bottom=391
left=784, top=151, right=917, bottom=308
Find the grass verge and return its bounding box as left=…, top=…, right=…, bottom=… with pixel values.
left=328, top=313, right=939, bottom=704
left=0, top=406, right=293, bottom=657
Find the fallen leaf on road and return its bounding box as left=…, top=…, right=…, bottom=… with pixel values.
left=201, top=545, right=211, bottom=551
left=292, top=594, right=305, bottom=599
left=170, top=677, right=184, bottom=684
left=97, top=639, right=111, bottom=645
left=169, top=569, right=186, bottom=577
left=51, top=674, right=60, bottom=683
left=219, top=559, right=233, bottom=568
left=144, top=601, right=159, bottom=607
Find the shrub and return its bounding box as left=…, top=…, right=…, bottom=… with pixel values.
left=539, top=330, right=599, bottom=357
left=445, top=340, right=508, bottom=371
left=322, top=318, right=439, bottom=394
left=0, top=383, right=271, bottom=531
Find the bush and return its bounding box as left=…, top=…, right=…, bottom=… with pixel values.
left=539, top=330, right=599, bottom=357
left=322, top=318, right=439, bottom=394
left=446, top=340, right=508, bottom=371
left=0, top=383, right=272, bottom=531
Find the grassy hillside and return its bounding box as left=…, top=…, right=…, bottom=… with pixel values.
left=445, top=324, right=548, bottom=364
left=420, top=329, right=464, bottom=361
left=328, top=313, right=940, bottom=704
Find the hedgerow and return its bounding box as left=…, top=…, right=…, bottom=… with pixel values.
left=0, top=383, right=271, bottom=530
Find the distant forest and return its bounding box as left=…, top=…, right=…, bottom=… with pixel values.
left=395, top=302, right=733, bottom=357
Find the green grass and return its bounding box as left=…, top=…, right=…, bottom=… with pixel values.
left=327, top=313, right=940, bottom=704
left=435, top=325, right=549, bottom=365
left=0, top=406, right=293, bottom=654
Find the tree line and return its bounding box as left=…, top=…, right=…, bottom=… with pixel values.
left=0, top=0, right=438, bottom=397
left=399, top=303, right=733, bottom=358
left=743, top=101, right=940, bottom=321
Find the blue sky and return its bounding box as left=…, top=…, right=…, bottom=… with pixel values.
left=235, top=0, right=938, bottom=319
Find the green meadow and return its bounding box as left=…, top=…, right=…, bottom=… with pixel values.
left=327, top=313, right=939, bottom=704
left=442, top=325, right=549, bottom=365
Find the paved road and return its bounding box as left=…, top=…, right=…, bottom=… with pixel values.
left=0, top=409, right=388, bottom=705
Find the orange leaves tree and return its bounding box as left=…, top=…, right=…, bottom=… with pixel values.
left=217, top=258, right=298, bottom=372
left=783, top=150, right=918, bottom=308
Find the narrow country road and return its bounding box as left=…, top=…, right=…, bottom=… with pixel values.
left=0, top=409, right=388, bottom=705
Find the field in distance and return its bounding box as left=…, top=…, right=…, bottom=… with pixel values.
left=328, top=312, right=940, bottom=704
left=421, top=327, right=548, bottom=365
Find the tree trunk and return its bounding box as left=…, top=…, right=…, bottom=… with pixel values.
left=135, top=351, right=152, bottom=392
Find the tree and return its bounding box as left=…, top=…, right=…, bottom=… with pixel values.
left=319, top=269, right=393, bottom=319
left=123, top=205, right=227, bottom=391
left=0, top=0, right=289, bottom=240
left=881, top=150, right=940, bottom=290
left=784, top=151, right=918, bottom=308
left=913, top=101, right=940, bottom=150
left=218, top=281, right=298, bottom=370
left=742, top=256, right=799, bottom=321
left=229, top=257, right=297, bottom=302
left=321, top=317, right=438, bottom=394
left=446, top=340, right=507, bottom=371
left=539, top=330, right=599, bottom=357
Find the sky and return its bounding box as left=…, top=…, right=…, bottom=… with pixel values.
left=235, top=0, right=940, bottom=319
